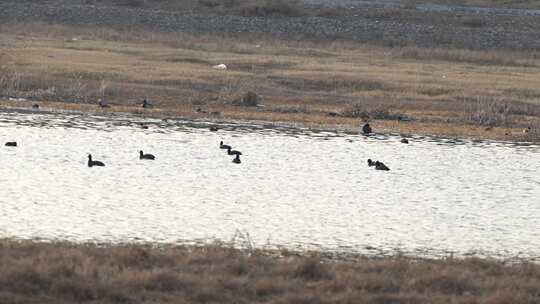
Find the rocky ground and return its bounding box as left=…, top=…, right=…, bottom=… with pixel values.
left=1, top=0, right=540, bottom=51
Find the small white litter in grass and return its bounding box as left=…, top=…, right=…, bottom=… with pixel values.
left=212, top=64, right=227, bottom=70
left=8, top=97, right=27, bottom=102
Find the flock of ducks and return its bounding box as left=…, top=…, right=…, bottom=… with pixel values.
left=220, top=141, right=242, bottom=163
left=85, top=143, right=238, bottom=168
left=361, top=122, right=401, bottom=171
left=4, top=133, right=241, bottom=168
left=87, top=150, right=156, bottom=167
left=3, top=122, right=396, bottom=170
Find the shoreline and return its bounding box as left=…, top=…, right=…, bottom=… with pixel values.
left=1, top=100, right=538, bottom=144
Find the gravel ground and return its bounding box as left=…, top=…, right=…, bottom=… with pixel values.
left=305, top=0, right=540, bottom=16
left=1, top=0, right=540, bottom=51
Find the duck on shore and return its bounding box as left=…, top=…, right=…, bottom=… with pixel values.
left=362, top=123, right=372, bottom=135
left=98, top=99, right=110, bottom=108
left=87, top=154, right=105, bottom=167
left=139, top=150, right=155, bottom=160
left=141, top=99, right=152, bottom=108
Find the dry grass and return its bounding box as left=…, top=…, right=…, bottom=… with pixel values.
left=1, top=22, right=539, bottom=141
left=0, top=239, right=539, bottom=304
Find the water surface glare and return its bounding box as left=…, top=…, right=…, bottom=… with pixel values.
left=1, top=110, right=539, bottom=260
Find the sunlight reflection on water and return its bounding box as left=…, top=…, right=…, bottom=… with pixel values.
left=1, top=109, right=539, bottom=260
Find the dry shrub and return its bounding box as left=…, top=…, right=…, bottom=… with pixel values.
left=142, top=270, right=191, bottom=292
left=270, top=76, right=385, bottom=92
left=0, top=68, right=22, bottom=96
left=270, top=105, right=310, bottom=114
left=236, top=0, right=305, bottom=17
left=342, top=102, right=404, bottom=120
left=239, top=91, right=260, bottom=106
left=396, top=47, right=536, bottom=67
left=412, top=271, right=479, bottom=295
left=417, top=86, right=455, bottom=97
left=50, top=278, right=95, bottom=301
left=462, top=97, right=512, bottom=126
left=293, top=257, right=331, bottom=281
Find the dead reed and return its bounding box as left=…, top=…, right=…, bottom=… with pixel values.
left=0, top=239, right=539, bottom=304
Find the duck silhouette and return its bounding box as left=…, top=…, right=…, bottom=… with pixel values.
left=375, top=161, right=390, bottom=171
left=232, top=154, right=241, bottom=164
left=98, top=99, right=110, bottom=108
left=227, top=147, right=242, bottom=156
left=219, top=141, right=231, bottom=150
left=5, top=141, right=17, bottom=147
left=400, top=138, right=409, bottom=144
left=362, top=123, right=372, bottom=134
left=88, top=154, right=105, bottom=167
left=141, top=99, right=152, bottom=108
left=139, top=150, right=155, bottom=160
left=368, top=159, right=390, bottom=171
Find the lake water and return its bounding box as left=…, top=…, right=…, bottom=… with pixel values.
left=1, top=109, right=539, bottom=260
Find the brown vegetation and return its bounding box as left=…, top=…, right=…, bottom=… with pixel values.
left=0, top=239, right=539, bottom=303
left=1, top=22, right=539, bottom=141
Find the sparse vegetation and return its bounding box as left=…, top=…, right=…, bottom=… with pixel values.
left=1, top=16, right=540, bottom=142
left=0, top=239, right=539, bottom=304
left=342, top=102, right=405, bottom=121
left=237, top=91, right=260, bottom=107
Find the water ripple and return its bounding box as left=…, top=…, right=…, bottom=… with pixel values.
left=0, top=109, right=539, bottom=259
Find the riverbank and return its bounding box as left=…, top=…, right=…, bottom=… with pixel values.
left=0, top=239, right=538, bottom=303
left=2, top=23, right=539, bottom=142
left=1, top=0, right=540, bottom=142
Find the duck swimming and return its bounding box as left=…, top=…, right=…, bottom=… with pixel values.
left=219, top=141, right=231, bottom=150
left=209, top=126, right=219, bottom=132
left=5, top=142, right=17, bottom=147
left=400, top=138, right=409, bottom=144
left=375, top=161, right=390, bottom=171
left=88, top=154, right=105, bottom=167
left=368, top=159, right=390, bottom=171
left=139, top=150, right=155, bottom=160
left=227, top=147, right=242, bottom=156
